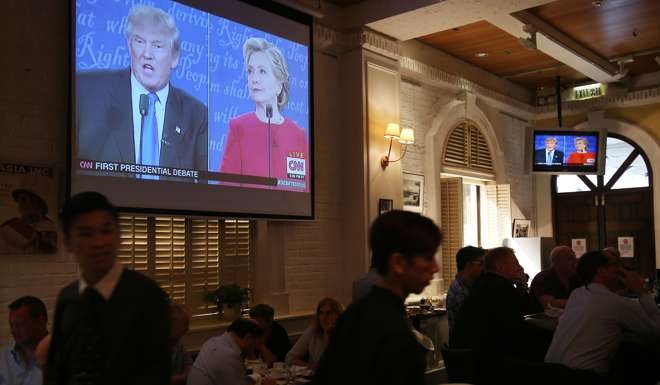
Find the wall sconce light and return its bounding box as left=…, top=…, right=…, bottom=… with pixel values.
left=381, top=122, right=415, bottom=169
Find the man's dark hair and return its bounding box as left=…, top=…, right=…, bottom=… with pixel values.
left=369, top=210, right=442, bottom=275
left=227, top=318, right=264, bottom=338
left=576, top=250, right=609, bottom=285
left=61, top=191, right=118, bottom=239
left=456, top=246, right=486, bottom=271
left=9, top=296, right=47, bottom=321
left=249, top=304, right=275, bottom=322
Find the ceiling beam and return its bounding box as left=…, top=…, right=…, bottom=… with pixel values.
left=364, top=0, right=556, bottom=41
left=487, top=11, right=623, bottom=84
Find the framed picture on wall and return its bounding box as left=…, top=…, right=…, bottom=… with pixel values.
left=0, top=162, right=58, bottom=255
left=379, top=199, right=393, bottom=215
left=403, top=173, right=424, bottom=213
left=512, top=219, right=531, bottom=238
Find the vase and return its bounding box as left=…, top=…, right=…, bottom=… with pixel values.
left=218, top=302, right=243, bottom=321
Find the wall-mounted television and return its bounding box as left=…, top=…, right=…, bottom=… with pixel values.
left=69, top=0, right=314, bottom=219
left=528, top=128, right=606, bottom=174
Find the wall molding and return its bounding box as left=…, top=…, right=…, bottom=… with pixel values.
left=536, top=86, right=660, bottom=119
left=312, top=23, right=660, bottom=121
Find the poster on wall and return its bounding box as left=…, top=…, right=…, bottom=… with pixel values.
left=403, top=173, right=424, bottom=213
left=571, top=238, right=587, bottom=257
left=618, top=236, right=634, bottom=258
left=0, top=162, right=58, bottom=254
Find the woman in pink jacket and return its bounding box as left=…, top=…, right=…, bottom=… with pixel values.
left=220, top=37, right=309, bottom=192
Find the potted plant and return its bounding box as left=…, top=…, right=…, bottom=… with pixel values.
left=204, top=284, right=252, bottom=321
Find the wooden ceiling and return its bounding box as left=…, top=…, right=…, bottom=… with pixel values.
left=418, top=0, right=660, bottom=90
left=418, top=20, right=576, bottom=88
left=532, top=0, right=660, bottom=58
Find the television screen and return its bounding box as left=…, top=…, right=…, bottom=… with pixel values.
left=70, top=0, right=313, bottom=218
left=531, top=130, right=603, bottom=174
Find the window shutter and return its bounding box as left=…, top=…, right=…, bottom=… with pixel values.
left=118, top=215, right=149, bottom=274
left=220, top=220, right=251, bottom=289
left=470, top=125, right=493, bottom=171
left=484, top=184, right=511, bottom=248
left=444, top=123, right=468, bottom=166
left=153, top=217, right=186, bottom=304
left=190, top=218, right=220, bottom=317
left=116, top=215, right=251, bottom=319
left=440, top=177, right=463, bottom=287
left=443, top=121, right=493, bottom=172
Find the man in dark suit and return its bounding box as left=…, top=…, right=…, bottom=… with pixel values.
left=313, top=210, right=442, bottom=385
left=76, top=4, right=207, bottom=171
left=534, top=137, right=564, bottom=165
left=44, top=192, right=170, bottom=385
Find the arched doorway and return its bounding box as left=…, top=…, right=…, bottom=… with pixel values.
left=553, top=134, right=655, bottom=274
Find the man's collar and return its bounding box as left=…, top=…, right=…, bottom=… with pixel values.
left=9, top=342, right=36, bottom=368
left=586, top=282, right=611, bottom=294
left=79, top=261, right=124, bottom=300
left=130, top=72, right=170, bottom=105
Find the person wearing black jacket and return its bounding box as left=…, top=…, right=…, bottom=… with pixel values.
left=44, top=192, right=170, bottom=385
left=313, top=210, right=442, bottom=385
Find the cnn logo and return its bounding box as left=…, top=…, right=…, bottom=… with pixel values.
left=286, top=157, right=306, bottom=176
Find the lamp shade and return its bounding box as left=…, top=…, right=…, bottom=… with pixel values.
left=384, top=122, right=401, bottom=139
left=398, top=127, right=415, bottom=144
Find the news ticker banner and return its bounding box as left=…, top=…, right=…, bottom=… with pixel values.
left=76, top=159, right=306, bottom=190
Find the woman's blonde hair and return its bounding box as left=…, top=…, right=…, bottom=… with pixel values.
left=574, top=137, right=589, bottom=150
left=314, top=297, right=343, bottom=335
left=243, top=37, right=290, bottom=109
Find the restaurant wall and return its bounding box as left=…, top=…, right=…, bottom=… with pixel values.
left=0, top=0, right=73, bottom=344
left=399, top=86, right=536, bottom=233
left=534, top=103, right=660, bottom=269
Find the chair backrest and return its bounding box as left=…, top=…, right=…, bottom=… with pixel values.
left=440, top=343, right=478, bottom=383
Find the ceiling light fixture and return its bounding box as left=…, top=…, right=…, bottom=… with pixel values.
left=519, top=24, right=537, bottom=51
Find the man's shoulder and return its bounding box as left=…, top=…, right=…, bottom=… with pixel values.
left=56, top=280, right=81, bottom=301
left=77, top=69, right=128, bottom=84
left=531, top=269, right=554, bottom=284
left=118, top=268, right=164, bottom=293
left=170, top=84, right=208, bottom=112
left=471, top=273, right=513, bottom=297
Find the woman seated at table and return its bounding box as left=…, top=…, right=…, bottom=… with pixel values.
left=286, top=297, right=343, bottom=369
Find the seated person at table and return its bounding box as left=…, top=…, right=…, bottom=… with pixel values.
left=545, top=250, right=660, bottom=379
left=530, top=245, right=577, bottom=310
left=249, top=304, right=291, bottom=364
left=188, top=319, right=276, bottom=385
left=170, top=303, right=192, bottom=385
left=0, top=296, right=49, bottom=385
left=286, top=298, right=342, bottom=369
left=446, top=246, right=485, bottom=337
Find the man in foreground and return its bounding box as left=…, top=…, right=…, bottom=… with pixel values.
left=313, top=210, right=442, bottom=385
left=44, top=191, right=170, bottom=385
left=0, top=296, right=49, bottom=385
